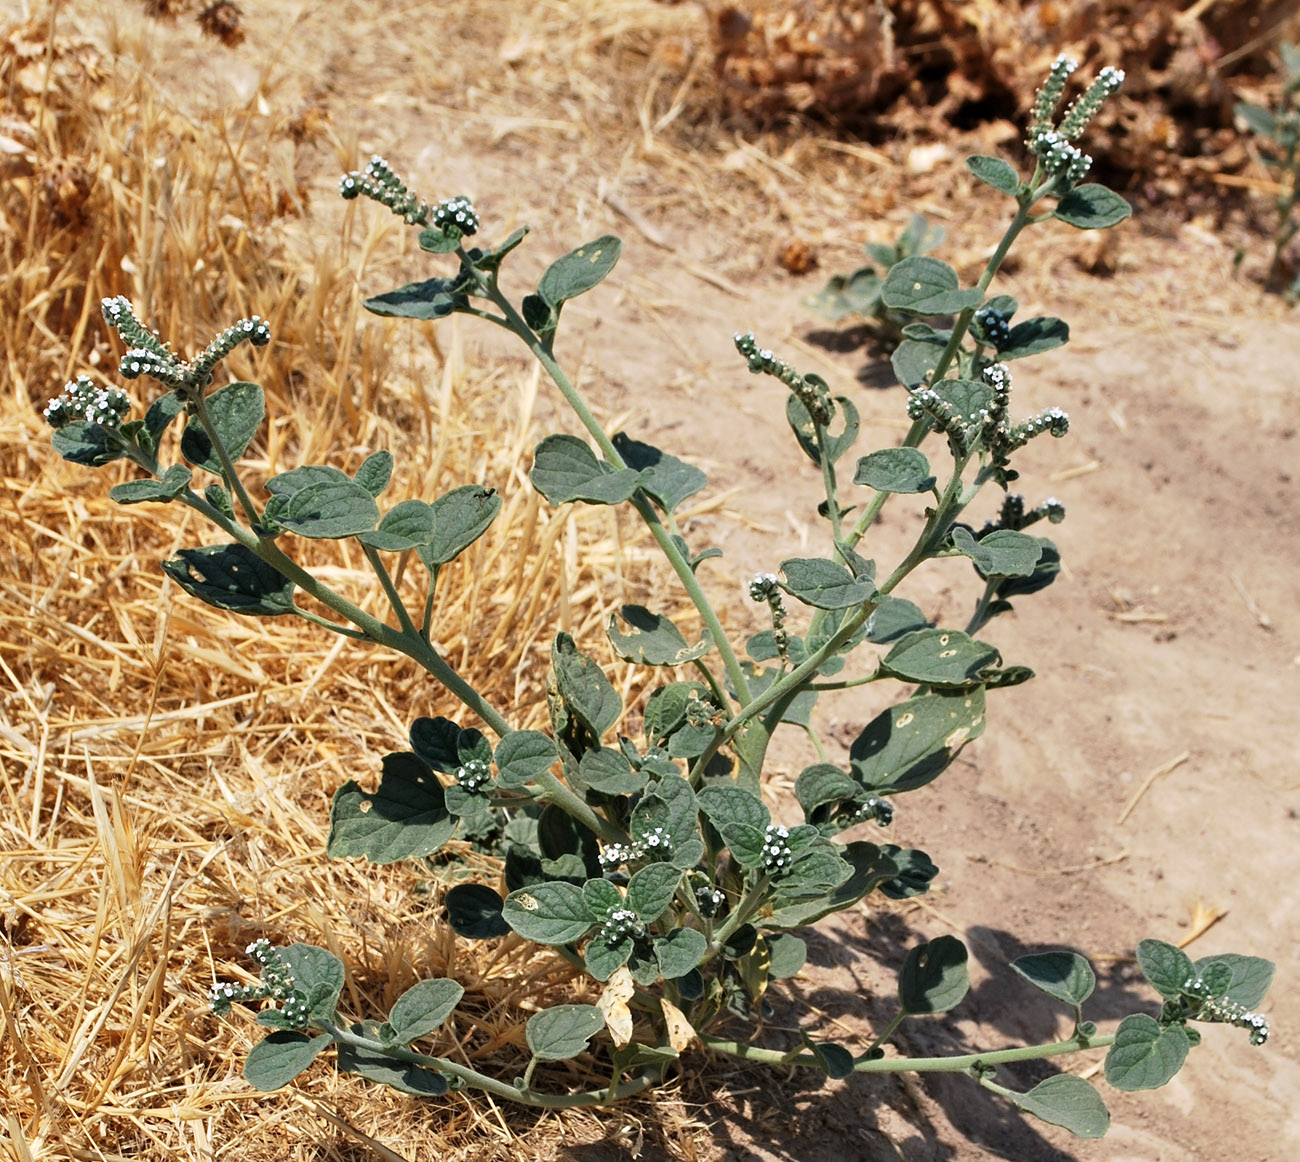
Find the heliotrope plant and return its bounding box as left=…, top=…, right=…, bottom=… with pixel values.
left=1236, top=42, right=1300, bottom=299
left=45, top=59, right=1272, bottom=1140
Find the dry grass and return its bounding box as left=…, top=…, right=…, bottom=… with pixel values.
left=0, top=4, right=715, bottom=1159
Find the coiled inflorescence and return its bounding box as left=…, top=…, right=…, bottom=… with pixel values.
left=1026, top=57, right=1125, bottom=191
left=600, top=907, right=643, bottom=943
left=433, top=195, right=479, bottom=238
left=760, top=824, right=793, bottom=873
left=748, top=571, right=790, bottom=661
left=695, top=885, right=726, bottom=917
left=455, top=759, right=492, bottom=793
left=339, top=155, right=432, bottom=225
left=100, top=296, right=271, bottom=395
left=734, top=332, right=834, bottom=425
left=974, top=306, right=1011, bottom=350
left=1181, top=975, right=1270, bottom=1046
left=43, top=375, right=131, bottom=430
left=979, top=492, right=1066, bottom=536
left=599, top=825, right=673, bottom=869
left=906, top=362, right=1069, bottom=484
left=209, top=939, right=309, bottom=1027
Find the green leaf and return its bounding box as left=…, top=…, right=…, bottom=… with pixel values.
left=409, top=716, right=461, bottom=773
left=696, top=784, right=770, bottom=835
left=666, top=722, right=716, bottom=759
left=445, top=883, right=510, bottom=939
left=364, top=276, right=466, bottom=320
left=465, top=226, right=529, bottom=272
left=996, top=538, right=1061, bottom=599
left=353, top=450, right=393, bottom=497
left=804, top=267, right=883, bottom=321
left=526, top=1004, right=605, bottom=1061
left=877, top=844, right=938, bottom=899
left=585, top=932, right=634, bottom=981
left=1054, top=184, right=1132, bottom=230
left=854, top=447, right=934, bottom=494
left=359, top=499, right=435, bottom=551
left=243, top=1031, right=332, bottom=1091
left=951, top=528, right=1043, bottom=579
left=880, top=628, right=1001, bottom=689
left=181, top=381, right=264, bottom=473
left=551, top=632, right=621, bottom=740
left=385, top=979, right=464, bottom=1044
left=1136, top=939, right=1196, bottom=1001
left=881, top=257, right=983, bottom=316
left=999, top=316, right=1069, bottom=361
left=161, top=542, right=296, bottom=616
left=1235, top=101, right=1278, bottom=139
left=780, top=557, right=875, bottom=609
left=530, top=434, right=643, bottom=506
left=110, top=464, right=193, bottom=505
left=766, top=933, right=807, bottom=979
left=643, top=683, right=709, bottom=746
left=965, top=154, right=1022, bottom=196
left=655, top=928, right=707, bottom=979
left=579, top=748, right=647, bottom=796
left=764, top=841, right=900, bottom=928
left=865, top=596, right=929, bottom=643
left=1104, top=1015, right=1191, bottom=1091
left=537, top=235, right=621, bottom=308
left=423, top=485, right=501, bottom=565
left=417, top=225, right=461, bottom=253
left=1006, top=1074, right=1110, bottom=1139
left=144, top=390, right=184, bottom=444
left=1192, top=954, right=1275, bottom=1008
left=809, top=1041, right=855, bottom=1080
left=898, top=935, right=970, bottom=1015
left=930, top=377, right=995, bottom=426
left=502, top=881, right=595, bottom=944
left=52, top=421, right=129, bottom=467
left=625, top=864, right=681, bottom=922
left=607, top=605, right=711, bottom=666
left=264, top=465, right=380, bottom=539
left=280, top=944, right=346, bottom=1021
left=581, top=877, right=623, bottom=915
left=786, top=394, right=860, bottom=466
left=891, top=338, right=945, bottom=388
left=338, top=1027, right=448, bottom=1096
left=611, top=432, right=707, bottom=513
left=326, top=752, right=455, bottom=864
left=494, top=731, right=559, bottom=789
left=795, top=764, right=862, bottom=818
left=631, top=775, right=702, bottom=869
left=850, top=689, right=985, bottom=793
left=1012, top=952, right=1096, bottom=1007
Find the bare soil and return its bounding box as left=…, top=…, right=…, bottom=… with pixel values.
left=6, top=3, right=1299, bottom=1160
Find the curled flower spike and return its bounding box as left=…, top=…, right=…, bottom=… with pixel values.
left=43, top=376, right=131, bottom=430
left=748, top=572, right=779, bottom=602
left=759, top=824, right=793, bottom=873
left=1029, top=54, right=1079, bottom=137
left=733, top=332, right=834, bottom=424
left=338, top=155, right=432, bottom=225
left=455, top=759, right=492, bottom=792
left=433, top=195, right=479, bottom=238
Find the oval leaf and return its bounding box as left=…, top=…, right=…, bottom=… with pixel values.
left=551, top=632, right=621, bottom=739
left=531, top=434, right=643, bottom=506
left=494, top=730, right=559, bottom=789
left=899, top=935, right=970, bottom=1015
left=363, top=276, right=465, bottom=320
left=538, top=236, right=621, bottom=308
left=850, top=688, right=986, bottom=793
left=424, top=484, right=501, bottom=565
left=966, top=154, right=1021, bottom=196
left=110, top=463, right=193, bottom=505
left=338, top=1030, right=449, bottom=1096
left=611, top=432, right=706, bottom=513
left=625, top=863, right=682, bottom=922
left=950, top=527, right=1043, bottom=579
left=607, top=604, right=711, bottom=666
left=780, top=557, right=876, bottom=609
left=525, top=1004, right=605, bottom=1061
left=881, top=257, right=983, bottom=316
left=879, top=628, right=1001, bottom=688
left=1136, top=939, right=1195, bottom=1001
left=654, top=928, right=707, bottom=980
left=446, top=883, right=511, bottom=939
left=386, top=979, right=464, bottom=1044
left=161, top=542, right=295, bottom=617
left=280, top=944, right=346, bottom=1020
left=502, top=881, right=595, bottom=945
left=1192, top=953, right=1275, bottom=1009
left=243, top=1031, right=332, bottom=1091
left=353, top=450, right=393, bottom=497
left=1104, top=1014, right=1190, bottom=1091
left=854, top=447, right=935, bottom=494
left=1054, top=184, right=1132, bottom=230
left=1000, top=316, right=1069, bottom=361
left=1007, top=1074, right=1110, bottom=1139
left=181, top=381, right=264, bottom=473
left=264, top=465, right=379, bottom=540
left=1012, top=951, right=1096, bottom=1007
left=327, top=752, right=455, bottom=864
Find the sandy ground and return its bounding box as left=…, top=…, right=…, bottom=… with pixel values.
left=7, top=2, right=1300, bottom=1159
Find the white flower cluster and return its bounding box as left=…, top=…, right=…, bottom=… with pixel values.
left=760, top=824, right=793, bottom=873
left=600, top=907, right=642, bottom=943
left=695, top=885, right=726, bottom=916
left=455, top=759, right=492, bottom=793
left=433, top=195, right=479, bottom=237
left=1182, top=976, right=1271, bottom=1046
left=748, top=572, right=779, bottom=602
left=1030, top=129, right=1092, bottom=184
left=43, top=375, right=131, bottom=430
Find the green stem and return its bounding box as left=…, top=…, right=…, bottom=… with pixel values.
left=698, top=1030, right=1115, bottom=1076
left=861, top=1011, right=906, bottom=1058
left=534, top=771, right=628, bottom=845
left=189, top=390, right=263, bottom=528
left=711, top=873, right=771, bottom=949
left=362, top=544, right=421, bottom=638
left=324, top=1022, right=657, bottom=1108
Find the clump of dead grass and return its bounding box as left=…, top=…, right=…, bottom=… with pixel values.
left=0, top=6, right=710, bottom=1161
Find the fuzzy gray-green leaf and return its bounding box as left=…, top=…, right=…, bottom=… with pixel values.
left=110, top=464, right=193, bottom=506
left=494, top=730, right=559, bottom=789
left=966, top=154, right=1022, bottom=196
left=854, top=447, right=935, bottom=494
left=607, top=605, right=711, bottom=666
left=999, top=316, right=1069, bottom=361
left=780, top=557, right=875, bottom=609
left=1192, top=954, right=1275, bottom=1008
left=625, top=863, right=681, bottom=922
left=880, top=628, right=1001, bottom=688
left=1136, top=939, right=1196, bottom=1001
left=538, top=236, right=621, bottom=308
left=181, top=381, right=264, bottom=473
left=551, top=632, right=621, bottom=739
left=1104, top=1015, right=1190, bottom=1091
left=161, top=542, right=296, bottom=617
left=654, top=928, right=707, bottom=980
left=327, top=752, right=455, bottom=864
left=385, top=979, right=464, bottom=1044
left=531, top=434, right=644, bottom=506
left=423, top=485, right=501, bottom=565
left=243, top=1031, right=332, bottom=1091
left=849, top=688, right=986, bottom=793
left=263, top=465, right=379, bottom=540
left=899, top=935, right=970, bottom=1014
left=502, top=881, right=595, bottom=945
left=611, top=432, right=706, bottom=513
left=951, top=527, right=1042, bottom=578
left=881, top=257, right=983, bottom=315
left=1007, top=1074, right=1110, bottom=1139
left=1012, top=951, right=1096, bottom=1007
left=1054, top=184, right=1132, bottom=230
left=525, top=1004, right=605, bottom=1061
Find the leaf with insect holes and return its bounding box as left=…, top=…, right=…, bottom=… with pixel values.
left=1012, top=952, right=1096, bottom=1008
left=607, top=605, right=711, bottom=666
left=882, top=257, right=983, bottom=316
left=531, top=434, right=644, bottom=506
left=1054, top=184, right=1132, bottom=230
left=327, top=752, right=455, bottom=864
left=537, top=235, right=621, bottom=308
left=1104, top=1015, right=1191, bottom=1091
left=162, top=542, right=296, bottom=617
left=181, top=381, right=264, bottom=473
left=899, top=935, right=970, bottom=1014
left=502, top=881, right=595, bottom=945
left=879, top=628, right=1001, bottom=688
left=526, top=1004, right=605, bottom=1061
left=966, top=154, right=1022, bottom=196
left=849, top=689, right=985, bottom=793
left=1006, top=1075, right=1110, bottom=1139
